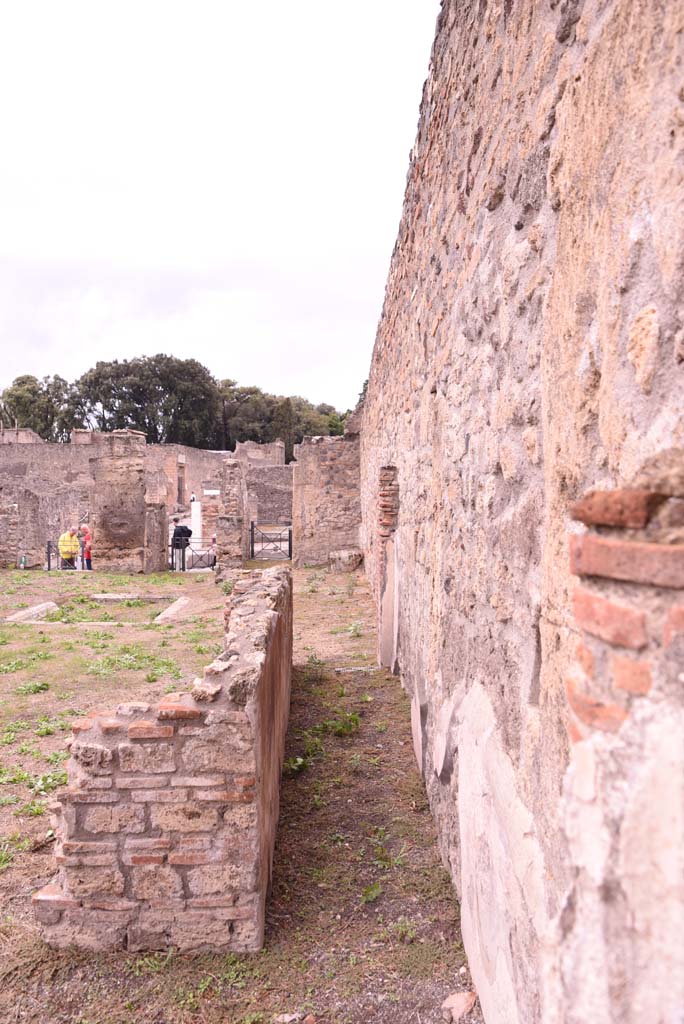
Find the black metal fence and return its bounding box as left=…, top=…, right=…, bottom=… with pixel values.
left=169, top=541, right=216, bottom=572
left=46, top=540, right=86, bottom=571
left=249, top=523, right=292, bottom=560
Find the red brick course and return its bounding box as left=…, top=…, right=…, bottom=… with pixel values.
left=570, top=489, right=666, bottom=528
left=570, top=534, right=684, bottom=589
left=572, top=588, right=648, bottom=649
left=610, top=656, right=652, bottom=696
left=664, top=605, right=684, bottom=647
left=565, top=672, right=628, bottom=733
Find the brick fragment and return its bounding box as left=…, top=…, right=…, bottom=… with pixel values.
left=565, top=671, right=628, bottom=733
left=570, top=534, right=684, bottom=589
left=570, top=489, right=666, bottom=528
left=168, top=851, right=224, bottom=866
left=572, top=588, right=648, bottom=649
left=610, top=656, right=652, bottom=696
left=157, top=703, right=203, bottom=721
left=664, top=605, right=684, bottom=646
left=127, top=721, right=174, bottom=740
left=575, top=641, right=594, bottom=677
left=124, top=838, right=172, bottom=850
left=99, top=719, right=125, bottom=735
left=32, top=884, right=80, bottom=910
left=72, top=719, right=94, bottom=733
left=82, top=897, right=138, bottom=911
left=125, top=854, right=166, bottom=866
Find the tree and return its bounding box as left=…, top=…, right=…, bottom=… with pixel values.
left=0, top=374, right=80, bottom=441
left=270, top=397, right=297, bottom=462
left=75, top=355, right=221, bottom=447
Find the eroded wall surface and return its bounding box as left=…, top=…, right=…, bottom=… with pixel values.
left=359, top=2, right=684, bottom=1022
left=0, top=442, right=92, bottom=567
left=34, top=567, right=293, bottom=952
left=292, top=435, right=361, bottom=567
left=247, top=465, right=293, bottom=525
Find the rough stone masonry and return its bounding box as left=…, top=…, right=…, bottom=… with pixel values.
left=358, top=2, right=684, bottom=1023
left=33, top=568, right=293, bottom=952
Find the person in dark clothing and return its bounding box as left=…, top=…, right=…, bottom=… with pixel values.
left=171, top=517, right=192, bottom=570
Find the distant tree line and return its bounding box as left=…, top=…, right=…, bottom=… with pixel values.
left=0, top=355, right=347, bottom=461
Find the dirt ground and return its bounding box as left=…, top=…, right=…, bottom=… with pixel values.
left=0, top=565, right=481, bottom=1024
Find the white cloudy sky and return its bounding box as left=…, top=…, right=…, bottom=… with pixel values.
left=0, top=1, right=440, bottom=412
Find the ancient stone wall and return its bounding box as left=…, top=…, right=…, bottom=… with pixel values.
left=359, top=2, right=684, bottom=1022
left=34, top=567, right=293, bottom=952
left=0, top=426, right=45, bottom=444
left=234, top=440, right=285, bottom=467
left=145, top=444, right=227, bottom=513
left=89, top=432, right=167, bottom=574
left=216, top=460, right=250, bottom=570
left=0, top=442, right=92, bottom=567
left=246, top=465, right=293, bottom=525
left=292, top=435, right=361, bottom=567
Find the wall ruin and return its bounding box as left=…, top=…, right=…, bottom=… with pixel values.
left=0, top=432, right=279, bottom=571
left=34, top=567, right=293, bottom=953
left=292, top=435, right=362, bottom=567
left=359, top=2, right=684, bottom=1022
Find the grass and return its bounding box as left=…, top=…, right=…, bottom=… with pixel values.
left=0, top=566, right=471, bottom=1024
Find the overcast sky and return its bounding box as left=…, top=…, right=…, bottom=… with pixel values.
left=0, top=2, right=440, bottom=412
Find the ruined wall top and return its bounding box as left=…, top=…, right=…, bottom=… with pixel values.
left=234, top=440, right=285, bottom=466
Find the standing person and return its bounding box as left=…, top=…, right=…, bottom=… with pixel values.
left=171, top=517, right=192, bottom=570
left=81, top=526, right=93, bottom=571
left=190, top=492, right=197, bottom=503
left=58, top=527, right=80, bottom=570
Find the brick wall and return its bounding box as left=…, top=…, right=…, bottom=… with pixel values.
left=358, top=2, right=684, bottom=1021
left=34, top=567, right=293, bottom=953
left=544, top=487, right=684, bottom=1021
left=292, top=435, right=361, bottom=567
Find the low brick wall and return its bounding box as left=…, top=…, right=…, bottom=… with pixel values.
left=34, top=567, right=293, bottom=953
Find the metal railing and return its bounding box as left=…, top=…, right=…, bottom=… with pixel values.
left=249, top=523, right=292, bottom=560
left=169, top=541, right=216, bottom=572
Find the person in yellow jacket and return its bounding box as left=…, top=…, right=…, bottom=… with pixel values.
left=58, top=527, right=80, bottom=570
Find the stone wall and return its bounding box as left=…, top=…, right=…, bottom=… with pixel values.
left=234, top=440, right=285, bottom=467
left=89, top=432, right=168, bottom=574
left=359, top=2, right=684, bottom=1022
left=247, top=465, right=293, bottom=525
left=145, top=444, right=227, bottom=513
left=216, top=460, right=250, bottom=570
left=292, top=435, right=361, bottom=567
left=0, top=442, right=91, bottom=567
left=34, top=567, right=293, bottom=952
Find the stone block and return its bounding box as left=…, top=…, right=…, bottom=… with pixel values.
left=570, top=489, right=667, bottom=528
left=131, top=865, right=183, bottom=900
left=150, top=803, right=219, bottom=833
left=118, top=743, right=176, bottom=774
left=82, top=804, right=146, bottom=834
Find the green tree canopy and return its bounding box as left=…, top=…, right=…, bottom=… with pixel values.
left=0, top=374, right=79, bottom=441
left=75, top=355, right=221, bottom=447
left=0, top=357, right=349, bottom=455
